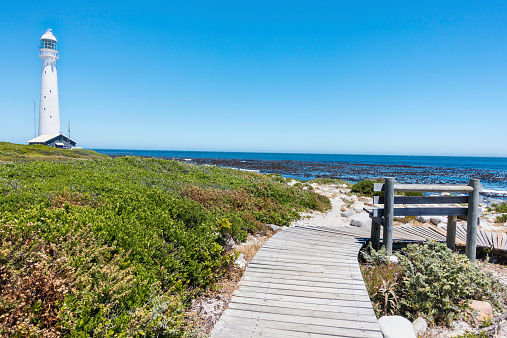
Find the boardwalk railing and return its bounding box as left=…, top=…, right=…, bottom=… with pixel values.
left=368, top=178, right=482, bottom=261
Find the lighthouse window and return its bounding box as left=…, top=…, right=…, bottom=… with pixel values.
left=44, top=108, right=46, bottom=110
left=44, top=96, right=46, bottom=99
left=50, top=90, right=52, bottom=93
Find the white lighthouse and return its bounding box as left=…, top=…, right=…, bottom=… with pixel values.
left=39, top=29, right=60, bottom=135
left=28, top=29, right=76, bottom=148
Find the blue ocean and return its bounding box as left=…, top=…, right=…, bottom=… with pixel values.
left=94, top=149, right=507, bottom=194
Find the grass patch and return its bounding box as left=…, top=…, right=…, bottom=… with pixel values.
left=0, top=142, right=108, bottom=162
left=308, top=178, right=350, bottom=186
left=0, top=155, right=330, bottom=336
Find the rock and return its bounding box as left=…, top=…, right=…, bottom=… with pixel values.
left=441, top=192, right=451, bottom=196
left=412, top=317, right=428, bottom=336
left=448, top=320, right=472, bottom=337
left=234, top=253, right=247, bottom=269
left=389, top=255, right=399, bottom=264
left=430, top=216, right=447, bottom=225
left=417, top=215, right=431, bottom=223
left=378, top=316, right=417, bottom=338
left=341, top=210, right=355, bottom=218
left=350, top=212, right=372, bottom=227
left=470, top=300, right=493, bottom=323
left=267, top=224, right=282, bottom=232
left=451, top=321, right=471, bottom=331
left=437, top=222, right=447, bottom=229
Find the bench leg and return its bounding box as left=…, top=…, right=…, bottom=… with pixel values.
left=371, top=218, right=381, bottom=250
left=446, top=215, right=457, bottom=250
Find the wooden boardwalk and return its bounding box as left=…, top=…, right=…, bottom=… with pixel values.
left=212, top=223, right=506, bottom=337
left=212, top=225, right=382, bottom=337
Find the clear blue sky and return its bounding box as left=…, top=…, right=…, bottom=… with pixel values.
left=1, top=1, right=506, bottom=156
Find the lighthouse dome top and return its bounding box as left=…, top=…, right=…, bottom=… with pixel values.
left=41, top=29, right=57, bottom=42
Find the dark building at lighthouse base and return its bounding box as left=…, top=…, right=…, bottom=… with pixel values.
left=28, top=133, right=77, bottom=149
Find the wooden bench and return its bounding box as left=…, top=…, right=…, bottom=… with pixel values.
left=366, top=177, right=482, bottom=261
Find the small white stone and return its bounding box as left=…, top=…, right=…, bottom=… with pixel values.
left=412, top=317, right=428, bottom=335
left=389, top=255, right=399, bottom=264
left=234, top=253, right=247, bottom=269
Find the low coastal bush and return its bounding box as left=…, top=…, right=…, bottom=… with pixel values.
left=351, top=180, right=383, bottom=196
left=489, top=203, right=507, bottom=223
left=0, top=153, right=330, bottom=336
left=360, top=241, right=506, bottom=325
left=308, top=178, right=350, bottom=186
left=351, top=179, right=423, bottom=197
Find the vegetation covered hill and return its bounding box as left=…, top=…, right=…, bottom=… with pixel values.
left=0, top=147, right=330, bottom=336
left=0, top=142, right=109, bottom=162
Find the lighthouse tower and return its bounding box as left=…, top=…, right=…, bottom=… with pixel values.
left=28, top=29, right=76, bottom=148
left=38, top=29, right=60, bottom=135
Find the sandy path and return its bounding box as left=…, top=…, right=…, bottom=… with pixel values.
left=290, top=183, right=364, bottom=228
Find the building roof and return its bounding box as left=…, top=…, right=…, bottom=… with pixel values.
left=28, top=133, right=77, bottom=144
left=41, top=29, right=57, bottom=42
left=28, top=133, right=60, bottom=143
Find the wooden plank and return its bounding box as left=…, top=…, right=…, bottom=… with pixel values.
left=373, top=207, right=470, bottom=217
left=374, top=195, right=469, bottom=205
left=227, top=302, right=379, bottom=324
left=229, top=295, right=375, bottom=315
left=241, top=274, right=369, bottom=290
left=245, top=265, right=364, bottom=279
left=233, top=290, right=374, bottom=309
left=238, top=280, right=369, bottom=296
left=243, top=271, right=367, bottom=285
left=213, top=315, right=382, bottom=338
left=222, top=308, right=381, bottom=332
left=374, top=183, right=474, bottom=193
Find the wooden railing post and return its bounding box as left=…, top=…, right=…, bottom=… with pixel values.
left=446, top=215, right=457, bottom=250
left=466, top=179, right=480, bottom=262
left=383, top=177, right=395, bottom=255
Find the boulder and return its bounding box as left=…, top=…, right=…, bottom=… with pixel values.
left=470, top=300, right=493, bottom=323
left=417, top=216, right=431, bottom=223
left=378, top=316, right=417, bottom=338
left=430, top=216, right=447, bottom=225
left=350, top=212, right=372, bottom=227
left=412, top=317, right=428, bottom=336
left=341, top=210, right=355, bottom=218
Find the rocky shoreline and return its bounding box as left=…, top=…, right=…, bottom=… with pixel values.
left=108, top=154, right=507, bottom=198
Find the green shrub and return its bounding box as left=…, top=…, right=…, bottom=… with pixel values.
left=497, top=214, right=507, bottom=223
left=396, top=241, right=506, bottom=324
left=361, top=241, right=506, bottom=325
left=351, top=180, right=382, bottom=197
